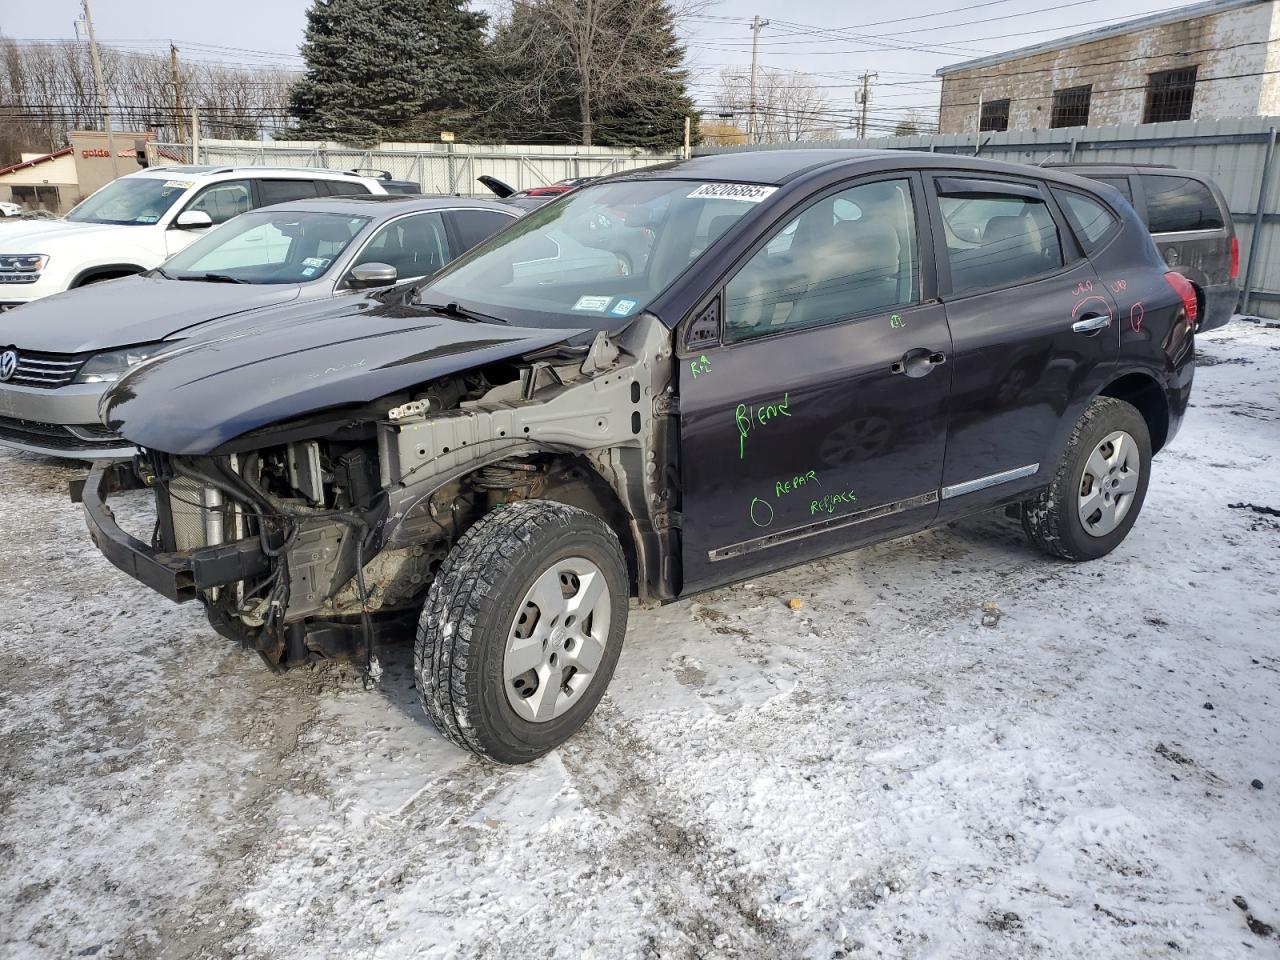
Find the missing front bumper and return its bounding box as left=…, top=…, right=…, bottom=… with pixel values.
left=75, top=461, right=272, bottom=603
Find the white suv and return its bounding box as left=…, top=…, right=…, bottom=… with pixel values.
left=0, top=165, right=391, bottom=309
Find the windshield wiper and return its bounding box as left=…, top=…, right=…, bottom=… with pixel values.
left=201, top=273, right=249, bottom=284
left=422, top=300, right=508, bottom=324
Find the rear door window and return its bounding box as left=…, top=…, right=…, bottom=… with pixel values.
left=258, top=179, right=323, bottom=206
left=319, top=179, right=372, bottom=196
left=1141, top=175, right=1224, bottom=233
left=936, top=184, right=1064, bottom=296
left=448, top=209, right=517, bottom=254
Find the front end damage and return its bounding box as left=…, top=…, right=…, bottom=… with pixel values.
left=79, top=315, right=678, bottom=670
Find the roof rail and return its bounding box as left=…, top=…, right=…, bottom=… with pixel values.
left=1044, top=161, right=1177, bottom=169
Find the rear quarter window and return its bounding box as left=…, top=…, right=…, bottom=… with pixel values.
left=1142, top=175, right=1224, bottom=233
left=1052, top=188, right=1119, bottom=252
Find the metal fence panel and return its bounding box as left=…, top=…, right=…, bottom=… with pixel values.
left=150, top=139, right=679, bottom=202
left=697, top=117, right=1280, bottom=317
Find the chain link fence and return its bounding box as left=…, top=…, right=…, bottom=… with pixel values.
left=149, top=139, right=679, bottom=199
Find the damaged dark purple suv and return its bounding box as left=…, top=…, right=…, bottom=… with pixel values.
left=77, top=150, right=1196, bottom=763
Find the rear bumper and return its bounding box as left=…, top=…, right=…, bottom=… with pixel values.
left=1200, top=280, right=1239, bottom=331
left=77, top=461, right=272, bottom=603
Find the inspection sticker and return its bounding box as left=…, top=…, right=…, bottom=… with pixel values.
left=687, top=183, right=778, bottom=203
left=572, top=295, right=613, bottom=312
left=610, top=298, right=638, bottom=317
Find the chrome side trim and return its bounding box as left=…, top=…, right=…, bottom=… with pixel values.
left=708, top=491, right=939, bottom=562
left=1151, top=228, right=1227, bottom=241
left=941, top=463, right=1039, bottom=500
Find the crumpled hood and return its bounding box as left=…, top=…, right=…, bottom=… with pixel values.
left=102, top=298, right=586, bottom=455
left=0, top=274, right=303, bottom=353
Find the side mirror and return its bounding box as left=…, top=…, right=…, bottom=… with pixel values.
left=173, top=210, right=213, bottom=230
left=347, top=262, right=397, bottom=289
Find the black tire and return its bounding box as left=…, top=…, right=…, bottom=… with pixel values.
left=415, top=499, right=628, bottom=764
left=1022, top=396, right=1152, bottom=561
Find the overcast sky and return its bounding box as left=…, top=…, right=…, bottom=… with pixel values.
left=3, top=0, right=1199, bottom=132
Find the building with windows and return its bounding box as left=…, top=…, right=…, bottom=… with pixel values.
left=0, top=131, right=149, bottom=214
left=936, top=0, right=1280, bottom=133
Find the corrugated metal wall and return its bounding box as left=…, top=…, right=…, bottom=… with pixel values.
left=149, top=139, right=680, bottom=200
left=698, top=118, right=1280, bottom=318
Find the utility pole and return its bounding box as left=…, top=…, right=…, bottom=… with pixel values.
left=80, top=0, right=120, bottom=178
left=857, top=71, right=878, bottom=139
left=748, top=15, right=769, bottom=144
left=171, top=43, right=184, bottom=144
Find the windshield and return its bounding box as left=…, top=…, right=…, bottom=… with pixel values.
left=422, top=179, right=773, bottom=327
left=162, top=210, right=370, bottom=284
left=65, top=177, right=194, bottom=225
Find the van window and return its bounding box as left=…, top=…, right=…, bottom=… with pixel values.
left=1091, top=176, right=1132, bottom=203
left=1142, top=175, right=1223, bottom=233
left=1052, top=189, right=1118, bottom=251
left=938, top=191, right=1063, bottom=295
left=724, top=178, right=919, bottom=341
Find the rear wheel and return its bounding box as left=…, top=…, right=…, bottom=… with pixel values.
left=415, top=500, right=628, bottom=764
left=1022, top=396, right=1152, bottom=561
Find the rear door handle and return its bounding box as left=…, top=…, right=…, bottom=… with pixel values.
left=891, top=348, right=947, bottom=378
left=1072, top=313, right=1110, bottom=334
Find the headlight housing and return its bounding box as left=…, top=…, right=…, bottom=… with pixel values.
left=0, top=254, right=49, bottom=281
left=74, top=344, right=169, bottom=384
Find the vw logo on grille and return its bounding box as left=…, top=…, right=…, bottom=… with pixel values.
left=0, top=349, right=17, bottom=382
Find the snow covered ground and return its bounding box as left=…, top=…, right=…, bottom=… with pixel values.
left=1, top=321, right=1278, bottom=960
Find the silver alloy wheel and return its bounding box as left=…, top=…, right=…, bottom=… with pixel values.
left=503, top=556, right=611, bottom=723
left=1077, top=429, right=1141, bottom=537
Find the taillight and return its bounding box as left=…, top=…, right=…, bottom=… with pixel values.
left=1230, top=235, right=1240, bottom=280
left=1165, top=271, right=1198, bottom=325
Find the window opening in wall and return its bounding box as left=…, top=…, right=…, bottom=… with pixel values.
left=1144, top=67, right=1197, bottom=123
left=979, top=98, right=1010, bottom=132
left=1050, top=85, right=1092, bottom=128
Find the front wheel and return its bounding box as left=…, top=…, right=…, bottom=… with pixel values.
left=415, top=500, right=629, bottom=764
left=1022, top=396, right=1152, bottom=561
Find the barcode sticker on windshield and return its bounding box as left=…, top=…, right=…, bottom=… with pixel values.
left=687, top=183, right=777, bottom=203
left=572, top=295, right=613, bottom=312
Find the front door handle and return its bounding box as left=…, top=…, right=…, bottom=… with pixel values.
left=891, top=348, right=947, bottom=378
left=1072, top=313, right=1111, bottom=335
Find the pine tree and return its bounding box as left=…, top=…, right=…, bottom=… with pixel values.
left=593, top=0, right=698, bottom=150
left=288, top=0, right=489, bottom=143
left=484, top=0, right=699, bottom=149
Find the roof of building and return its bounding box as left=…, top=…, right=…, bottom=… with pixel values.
left=936, top=0, right=1266, bottom=76
left=0, top=147, right=74, bottom=179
